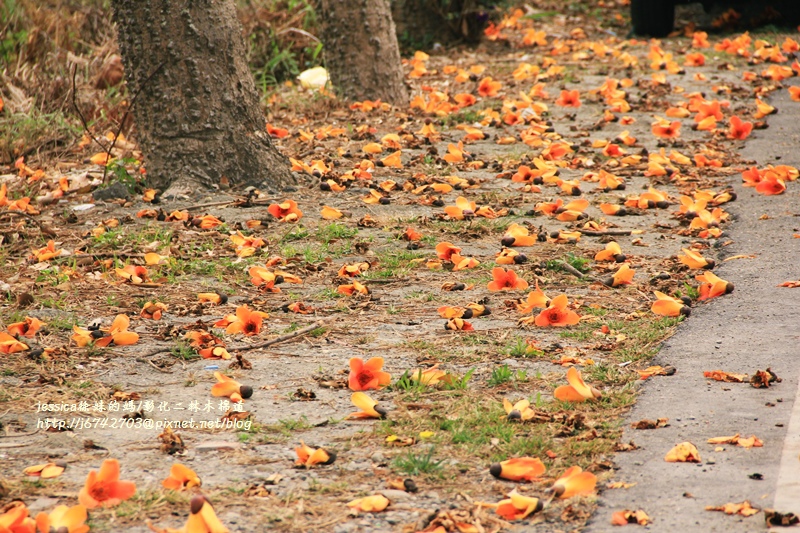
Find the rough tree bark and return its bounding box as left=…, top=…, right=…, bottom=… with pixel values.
left=319, top=0, right=408, bottom=105
left=111, top=0, right=295, bottom=194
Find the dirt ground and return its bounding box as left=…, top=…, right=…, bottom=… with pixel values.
left=1, top=1, right=799, bottom=532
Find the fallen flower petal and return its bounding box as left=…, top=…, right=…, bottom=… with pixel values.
left=347, top=391, right=387, bottom=419
left=665, top=442, right=701, bottom=463
left=611, top=509, right=651, bottom=526
left=348, top=494, right=390, bottom=513
left=550, top=466, right=597, bottom=498
left=705, top=501, right=759, bottom=517
left=495, top=490, right=544, bottom=520
left=211, top=371, right=253, bottom=403
left=162, top=464, right=202, bottom=491
left=554, top=367, right=601, bottom=402
left=489, top=457, right=546, bottom=482
left=295, top=441, right=336, bottom=467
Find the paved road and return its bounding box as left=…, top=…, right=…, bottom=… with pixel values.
left=588, top=84, right=800, bottom=531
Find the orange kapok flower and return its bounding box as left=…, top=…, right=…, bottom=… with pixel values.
left=140, top=301, right=168, bottom=320
left=78, top=458, right=136, bottom=509
left=478, top=76, right=502, bottom=97
left=679, top=248, right=715, bottom=269
left=501, top=223, right=536, bottom=247
left=224, top=305, right=268, bottom=336
left=148, top=495, right=230, bottom=533
left=594, top=242, right=625, bottom=263
left=32, top=240, right=63, bottom=262
left=267, top=200, right=303, bottom=222
left=7, top=316, right=44, bottom=338
left=0, top=503, right=35, bottom=532
left=489, top=457, right=546, bottom=482
left=652, top=120, right=681, bottom=139
left=534, top=294, right=579, bottom=327
left=755, top=174, right=786, bottom=195
left=24, top=461, right=66, bottom=479
left=495, top=491, right=544, bottom=521
left=611, top=509, right=651, bottom=526
left=435, top=242, right=462, bottom=261
left=338, top=280, right=370, bottom=296
left=696, top=271, right=734, bottom=300
left=515, top=281, right=550, bottom=314
left=487, top=267, right=528, bottom=291
left=346, top=391, right=387, bottom=419
left=338, top=262, right=370, bottom=278
left=211, top=371, right=253, bottom=403
left=550, top=466, right=597, bottom=499
left=555, top=89, right=581, bottom=108
left=347, top=494, right=390, bottom=513
left=162, top=464, right=202, bottom=491
left=554, top=367, right=601, bottom=402
left=34, top=504, right=88, bottom=533
left=651, top=291, right=691, bottom=318
left=295, top=441, right=336, bottom=468
left=665, top=441, right=701, bottom=462
left=727, top=116, right=753, bottom=140
left=606, top=264, right=635, bottom=287
left=444, top=196, right=476, bottom=220
left=115, top=264, right=149, bottom=284
left=320, top=206, right=343, bottom=220
left=349, top=357, right=391, bottom=391
left=790, top=86, right=800, bottom=101
left=411, top=364, right=448, bottom=386
left=198, top=292, right=228, bottom=305
left=94, top=314, right=139, bottom=348
left=70, top=326, right=93, bottom=348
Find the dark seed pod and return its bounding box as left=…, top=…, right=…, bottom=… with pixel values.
left=655, top=200, right=669, bottom=209
left=322, top=450, right=337, bottom=465
left=406, top=242, right=421, bottom=250
left=646, top=200, right=656, bottom=209
left=601, top=276, right=615, bottom=287
left=549, top=231, right=560, bottom=239
left=451, top=283, right=466, bottom=291
left=461, top=308, right=474, bottom=319
left=704, top=259, right=716, bottom=269
left=616, top=207, right=628, bottom=216
left=506, top=410, right=522, bottom=421
left=537, top=232, right=547, bottom=242
left=375, top=405, right=388, bottom=418
left=617, top=183, right=626, bottom=190
left=725, top=282, right=735, bottom=294
left=680, top=296, right=692, bottom=306
left=218, top=294, right=229, bottom=304
left=570, top=187, right=581, bottom=196
left=240, top=385, right=254, bottom=400
left=379, top=197, right=391, bottom=205
left=90, top=330, right=106, bottom=339
left=432, top=198, right=444, bottom=207
left=190, top=495, right=206, bottom=515
left=275, top=275, right=285, bottom=285
left=513, top=254, right=528, bottom=264
left=501, top=236, right=516, bottom=247
left=403, top=479, right=418, bottom=493
left=320, top=182, right=331, bottom=191
left=489, top=463, right=503, bottom=478
left=533, top=176, right=544, bottom=185
left=680, top=306, right=691, bottom=317
left=614, top=254, right=627, bottom=263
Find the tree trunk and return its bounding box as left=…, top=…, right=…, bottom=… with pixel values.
left=319, top=0, right=408, bottom=105
left=111, top=0, right=295, bottom=194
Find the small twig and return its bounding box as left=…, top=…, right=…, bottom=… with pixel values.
left=135, top=357, right=174, bottom=373
left=139, top=345, right=175, bottom=358
left=554, top=260, right=590, bottom=279
left=102, top=61, right=166, bottom=185
left=71, top=65, right=108, bottom=153
left=0, top=211, right=53, bottom=235
left=228, top=320, right=328, bottom=352
left=184, top=197, right=279, bottom=211
left=73, top=252, right=145, bottom=260
left=577, top=229, right=633, bottom=236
